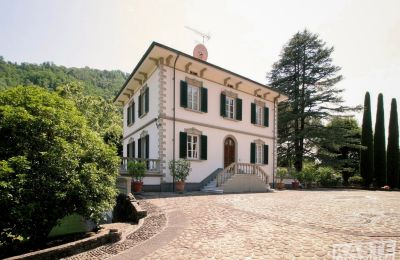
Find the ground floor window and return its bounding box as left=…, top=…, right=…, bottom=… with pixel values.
left=256, top=143, right=263, bottom=164
left=187, top=134, right=199, bottom=159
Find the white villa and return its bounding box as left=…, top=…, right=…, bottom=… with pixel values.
left=114, top=42, right=287, bottom=193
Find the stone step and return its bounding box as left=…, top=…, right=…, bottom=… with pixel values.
left=201, top=188, right=224, bottom=194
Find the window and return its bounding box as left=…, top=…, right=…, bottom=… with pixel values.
left=138, top=87, right=149, bottom=117
left=187, top=85, right=200, bottom=111
left=225, top=96, right=235, bottom=119
left=187, top=134, right=199, bottom=159
left=256, top=144, right=263, bottom=164
left=127, top=102, right=135, bottom=125
left=256, top=105, right=263, bottom=125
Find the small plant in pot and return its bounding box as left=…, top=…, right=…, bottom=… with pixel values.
left=276, top=167, right=287, bottom=190
left=127, top=161, right=146, bottom=193
left=169, top=159, right=191, bottom=193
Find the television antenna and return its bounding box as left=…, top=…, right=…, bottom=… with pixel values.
left=184, top=26, right=211, bottom=44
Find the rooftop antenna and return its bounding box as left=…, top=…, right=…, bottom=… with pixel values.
left=184, top=26, right=211, bottom=44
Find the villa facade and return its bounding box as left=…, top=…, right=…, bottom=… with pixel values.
left=114, top=42, right=287, bottom=192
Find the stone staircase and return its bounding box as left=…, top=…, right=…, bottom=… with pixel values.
left=201, top=179, right=224, bottom=193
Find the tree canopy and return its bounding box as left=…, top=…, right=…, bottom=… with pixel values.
left=268, top=29, right=358, bottom=171
left=0, top=57, right=128, bottom=100
left=0, top=86, right=119, bottom=247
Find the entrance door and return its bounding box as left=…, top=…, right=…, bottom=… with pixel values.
left=224, top=137, right=236, bottom=168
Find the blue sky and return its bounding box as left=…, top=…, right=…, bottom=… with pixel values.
left=1, top=0, right=399, bottom=125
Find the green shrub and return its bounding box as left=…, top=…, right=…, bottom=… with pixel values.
left=276, top=167, right=288, bottom=182
left=349, top=175, right=364, bottom=186
left=168, top=159, right=191, bottom=182
left=316, top=166, right=341, bottom=187
left=127, top=161, right=146, bottom=182
left=297, top=162, right=318, bottom=188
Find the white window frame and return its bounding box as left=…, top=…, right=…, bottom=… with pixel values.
left=187, top=84, right=200, bottom=111
left=256, top=105, right=263, bottom=125
left=187, top=134, right=199, bottom=159
left=225, top=96, right=235, bottom=119
left=256, top=143, right=263, bottom=164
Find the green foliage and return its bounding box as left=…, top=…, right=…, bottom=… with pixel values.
left=296, top=162, right=317, bottom=188
left=316, top=167, right=341, bottom=187
left=56, top=83, right=123, bottom=154
left=276, top=167, right=288, bottom=182
left=0, top=58, right=128, bottom=99
left=360, top=92, right=374, bottom=186
left=268, top=29, right=359, bottom=172
left=127, top=161, right=146, bottom=182
left=0, top=86, right=119, bottom=247
left=348, top=175, right=364, bottom=186
left=374, top=93, right=386, bottom=187
left=387, top=98, right=399, bottom=189
left=168, top=159, right=191, bottom=182
left=318, top=117, right=361, bottom=184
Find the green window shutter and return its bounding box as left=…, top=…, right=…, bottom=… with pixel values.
left=138, top=94, right=142, bottom=117
left=251, top=103, right=256, bottom=124
left=145, top=135, right=149, bottom=159
left=180, top=81, right=188, bottom=108
left=133, top=141, right=135, bottom=158
left=220, top=93, right=226, bottom=117
left=138, top=138, right=142, bottom=158
left=132, top=102, right=135, bottom=124
left=200, top=135, right=207, bottom=160
left=263, top=145, right=269, bottom=165
left=127, top=106, right=131, bottom=125
left=250, top=142, right=256, bottom=163
left=264, top=107, right=269, bottom=127
left=200, top=87, right=208, bottom=113
left=179, top=132, right=187, bottom=158
left=127, top=143, right=131, bottom=157
left=236, top=98, right=242, bottom=121
left=145, top=88, right=149, bottom=113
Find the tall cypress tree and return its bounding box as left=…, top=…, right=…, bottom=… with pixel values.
left=387, top=98, right=399, bottom=188
left=360, top=92, right=374, bottom=186
left=374, top=93, right=386, bottom=187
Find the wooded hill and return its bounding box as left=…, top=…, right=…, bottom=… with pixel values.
left=0, top=56, right=128, bottom=100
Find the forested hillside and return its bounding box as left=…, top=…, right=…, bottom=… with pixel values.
left=0, top=56, right=128, bottom=99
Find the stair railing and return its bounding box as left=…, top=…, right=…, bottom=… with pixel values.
left=216, top=162, right=269, bottom=187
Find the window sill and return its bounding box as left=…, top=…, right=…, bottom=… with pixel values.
left=185, top=158, right=205, bottom=161
left=184, top=108, right=205, bottom=114
left=127, top=122, right=134, bottom=127
left=222, top=116, right=240, bottom=122
left=253, top=123, right=267, bottom=128
left=139, top=112, right=148, bottom=119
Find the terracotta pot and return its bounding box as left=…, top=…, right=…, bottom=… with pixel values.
left=133, top=181, right=143, bottom=193
left=276, top=182, right=285, bottom=190
left=292, top=181, right=300, bottom=189
left=175, top=181, right=185, bottom=192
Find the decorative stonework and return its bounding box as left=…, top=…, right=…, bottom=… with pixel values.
left=254, top=139, right=265, bottom=145
left=158, top=63, right=168, bottom=178
left=185, top=77, right=203, bottom=88
left=184, top=127, right=202, bottom=135
left=222, top=90, right=238, bottom=99
left=140, top=130, right=148, bottom=138
left=254, top=99, right=266, bottom=107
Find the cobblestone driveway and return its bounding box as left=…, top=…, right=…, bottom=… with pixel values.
left=143, top=190, right=400, bottom=259
left=74, top=190, right=400, bottom=259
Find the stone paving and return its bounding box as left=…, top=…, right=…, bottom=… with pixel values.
left=71, top=190, right=400, bottom=259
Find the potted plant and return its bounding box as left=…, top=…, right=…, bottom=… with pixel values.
left=276, top=167, right=287, bottom=190
left=169, top=159, right=191, bottom=192
left=127, top=160, right=146, bottom=193
left=289, top=168, right=300, bottom=189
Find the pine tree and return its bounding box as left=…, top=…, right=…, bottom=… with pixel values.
left=374, top=93, right=386, bottom=187
left=360, top=92, right=374, bottom=186
left=268, top=29, right=357, bottom=172
left=387, top=98, right=399, bottom=188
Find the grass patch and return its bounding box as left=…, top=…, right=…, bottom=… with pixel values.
left=48, top=214, right=88, bottom=238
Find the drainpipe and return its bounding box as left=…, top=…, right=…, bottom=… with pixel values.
left=172, top=54, right=180, bottom=192
left=272, top=94, right=280, bottom=189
